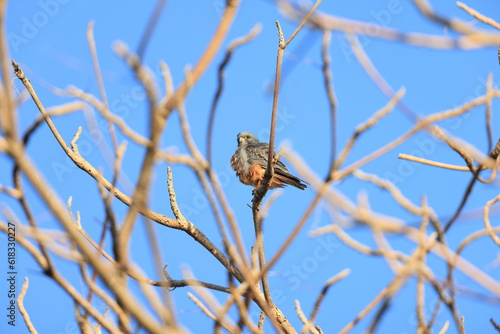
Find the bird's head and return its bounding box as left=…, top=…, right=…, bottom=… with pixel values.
left=236, top=132, right=259, bottom=146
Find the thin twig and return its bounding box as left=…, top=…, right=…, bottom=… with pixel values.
left=137, top=0, right=168, bottom=59
left=304, top=269, right=350, bottom=333
left=485, top=73, right=494, bottom=152
left=166, top=167, right=188, bottom=227
left=283, top=0, right=323, bottom=48
left=457, top=2, right=500, bottom=31
left=456, top=226, right=500, bottom=256
left=333, top=88, right=405, bottom=172
left=12, top=117, right=60, bottom=279
left=253, top=0, right=322, bottom=204
left=252, top=21, right=285, bottom=205
left=214, top=281, right=248, bottom=331
left=66, top=86, right=149, bottom=147
left=143, top=216, right=175, bottom=326
left=187, top=293, right=235, bottom=332
left=321, top=29, right=337, bottom=177
left=338, top=276, right=405, bottom=334
left=233, top=293, right=262, bottom=334
left=249, top=15, right=331, bottom=306
left=433, top=126, right=474, bottom=171
left=87, top=21, right=118, bottom=152
left=0, top=0, right=15, bottom=139
left=79, top=260, right=129, bottom=327
left=249, top=19, right=288, bottom=312
left=253, top=204, right=272, bottom=304
left=398, top=153, right=482, bottom=171
left=490, top=318, right=500, bottom=332
left=296, top=300, right=319, bottom=334
left=260, top=190, right=283, bottom=221
left=222, top=248, right=285, bottom=333
left=416, top=196, right=430, bottom=332
left=206, top=23, right=262, bottom=164
left=159, top=60, right=174, bottom=103
left=113, top=43, right=160, bottom=269
left=367, top=298, right=391, bottom=333
left=483, top=194, right=500, bottom=246
left=443, top=144, right=500, bottom=233
left=84, top=142, right=126, bottom=321
left=258, top=311, right=266, bottom=330
left=411, top=0, right=472, bottom=33
left=74, top=305, right=95, bottom=334
left=0, top=184, right=21, bottom=198
left=22, top=101, right=85, bottom=145
left=182, top=267, right=240, bottom=329
left=162, top=0, right=240, bottom=115
left=18, top=278, right=38, bottom=334
left=438, top=321, right=450, bottom=334
left=312, top=225, right=407, bottom=261
left=163, top=265, right=230, bottom=293
left=353, top=169, right=443, bottom=235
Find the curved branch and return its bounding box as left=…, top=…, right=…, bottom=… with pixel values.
left=18, top=278, right=38, bottom=334
left=206, top=23, right=262, bottom=165
left=277, top=0, right=500, bottom=48
left=162, top=0, right=240, bottom=115
left=163, top=265, right=230, bottom=293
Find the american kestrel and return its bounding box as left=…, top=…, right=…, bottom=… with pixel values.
left=230, top=132, right=307, bottom=190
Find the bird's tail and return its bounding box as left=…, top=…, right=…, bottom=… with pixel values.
left=275, top=171, right=308, bottom=190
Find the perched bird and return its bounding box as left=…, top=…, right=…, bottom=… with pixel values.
left=230, top=132, right=307, bottom=190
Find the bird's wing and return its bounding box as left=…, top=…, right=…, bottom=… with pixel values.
left=246, top=143, right=290, bottom=173
left=245, top=143, right=269, bottom=166
left=245, top=142, right=307, bottom=190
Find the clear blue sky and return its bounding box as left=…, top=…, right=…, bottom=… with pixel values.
left=1, top=1, right=499, bottom=333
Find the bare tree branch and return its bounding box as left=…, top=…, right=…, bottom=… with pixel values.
left=207, top=23, right=262, bottom=165
left=18, top=278, right=38, bottom=334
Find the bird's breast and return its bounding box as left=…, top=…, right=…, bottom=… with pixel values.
left=230, top=146, right=251, bottom=173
